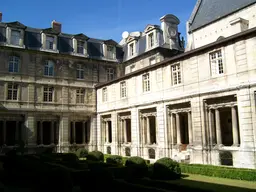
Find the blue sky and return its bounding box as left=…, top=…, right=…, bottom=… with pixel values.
left=1, top=0, right=197, bottom=42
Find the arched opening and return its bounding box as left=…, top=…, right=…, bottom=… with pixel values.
left=125, top=147, right=131, bottom=156
left=219, top=151, right=233, bottom=166
left=148, top=148, right=155, bottom=159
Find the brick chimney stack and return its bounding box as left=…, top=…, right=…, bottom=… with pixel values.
left=0, top=12, right=2, bottom=22
left=51, top=20, right=61, bottom=33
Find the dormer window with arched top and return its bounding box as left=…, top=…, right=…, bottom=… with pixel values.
left=41, top=28, right=59, bottom=53
left=72, top=33, right=89, bottom=57
left=5, top=21, right=26, bottom=48
left=126, top=36, right=138, bottom=58
left=144, top=24, right=159, bottom=50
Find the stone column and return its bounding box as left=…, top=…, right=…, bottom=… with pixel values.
left=124, top=119, right=127, bottom=143
left=3, top=120, right=6, bottom=145
left=15, top=121, right=19, bottom=142
left=82, top=121, right=86, bottom=144
left=215, top=108, right=222, bottom=145
left=120, top=119, right=123, bottom=144
left=170, top=113, right=175, bottom=145
left=72, top=121, right=76, bottom=144
left=176, top=113, right=181, bottom=144
left=142, top=117, right=146, bottom=144
left=87, top=120, right=90, bottom=143
left=40, top=121, right=43, bottom=145
left=208, top=109, right=213, bottom=145
left=106, top=121, right=109, bottom=143
left=188, top=112, right=193, bottom=145
left=146, top=116, right=151, bottom=144
left=51, top=121, right=54, bottom=144
left=231, top=106, right=239, bottom=146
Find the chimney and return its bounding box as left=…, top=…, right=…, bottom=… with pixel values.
left=51, top=20, right=61, bottom=33
left=0, top=12, right=2, bottom=22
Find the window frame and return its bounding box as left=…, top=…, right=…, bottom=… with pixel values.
left=76, top=64, right=85, bottom=80
left=8, top=56, right=20, bottom=73
left=209, top=50, right=224, bottom=76
left=7, top=83, right=19, bottom=101
left=107, top=45, right=115, bottom=59
left=147, top=31, right=155, bottom=49
left=46, top=35, right=54, bottom=50
left=120, top=81, right=127, bottom=98
left=76, top=88, right=85, bottom=104
left=43, top=86, right=54, bottom=103
left=106, top=68, right=115, bottom=81
left=10, top=30, right=21, bottom=46
left=171, top=63, right=182, bottom=86
left=142, top=73, right=150, bottom=92
left=102, top=87, right=108, bottom=102
left=128, top=42, right=135, bottom=57
left=77, top=40, right=84, bottom=54
left=44, top=60, right=55, bottom=77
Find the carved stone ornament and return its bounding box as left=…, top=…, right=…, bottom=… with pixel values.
left=167, top=26, right=177, bottom=38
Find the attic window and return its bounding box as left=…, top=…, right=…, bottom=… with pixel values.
left=10, top=30, right=20, bottom=46
left=77, top=41, right=84, bottom=54
left=46, top=36, right=54, bottom=50
left=107, top=45, right=115, bottom=59
left=129, top=42, right=135, bottom=57
left=148, top=32, right=154, bottom=48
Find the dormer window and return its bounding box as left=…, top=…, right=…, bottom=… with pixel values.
left=46, top=35, right=54, bottom=50
left=107, top=45, right=115, bottom=59
left=129, top=42, right=135, bottom=57
left=77, top=41, right=84, bottom=54
left=11, top=30, right=21, bottom=46
left=72, top=34, right=89, bottom=56
left=148, top=32, right=155, bottom=49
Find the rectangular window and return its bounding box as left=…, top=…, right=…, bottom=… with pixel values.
left=9, top=56, right=20, bottom=72
left=76, top=88, right=85, bottom=104
left=77, top=41, right=84, bottom=54
left=106, top=68, right=114, bottom=81
left=43, top=86, right=54, bottom=102
left=210, top=50, right=224, bottom=75
left=120, top=81, right=127, bottom=98
left=76, top=64, right=84, bottom=79
left=171, top=63, right=182, bottom=85
left=148, top=32, right=154, bottom=49
left=142, top=73, right=150, bottom=92
left=11, top=30, right=20, bottom=46
left=129, top=43, right=135, bottom=57
left=46, top=36, right=54, bottom=50
left=44, top=60, right=54, bottom=76
left=107, top=46, right=115, bottom=59
left=102, top=88, right=107, bottom=102
left=7, top=83, right=18, bottom=100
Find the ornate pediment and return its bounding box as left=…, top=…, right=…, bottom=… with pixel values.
left=6, top=21, right=26, bottom=29
left=104, top=39, right=118, bottom=46
left=73, top=33, right=89, bottom=41
left=42, top=27, right=60, bottom=35
left=126, top=36, right=139, bottom=44
left=144, top=24, right=159, bottom=33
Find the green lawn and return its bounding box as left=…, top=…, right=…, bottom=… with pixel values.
left=167, top=174, right=256, bottom=192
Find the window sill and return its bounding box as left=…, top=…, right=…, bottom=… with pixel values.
left=172, top=83, right=183, bottom=88
left=40, top=48, right=59, bottom=53
left=211, top=73, right=225, bottom=78
left=72, top=52, right=88, bottom=57
left=5, top=44, right=25, bottom=49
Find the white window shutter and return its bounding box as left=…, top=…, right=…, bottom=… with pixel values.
left=103, top=44, right=107, bottom=58
left=73, top=38, right=77, bottom=53
left=6, top=27, right=11, bottom=44
left=83, top=41, right=87, bottom=56
left=41, top=33, right=46, bottom=49
left=19, top=30, right=24, bottom=47
left=113, top=46, right=116, bottom=59
left=53, top=36, right=57, bottom=51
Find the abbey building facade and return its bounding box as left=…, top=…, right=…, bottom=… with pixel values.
left=1, top=0, right=256, bottom=169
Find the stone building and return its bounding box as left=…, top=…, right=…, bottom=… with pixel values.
left=96, top=0, right=256, bottom=169
left=1, top=0, right=256, bottom=169
left=0, top=16, right=123, bottom=153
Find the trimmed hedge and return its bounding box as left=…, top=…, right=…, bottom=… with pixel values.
left=87, top=151, right=104, bottom=162
left=153, top=157, right=181, bottom=180
left=125, top=156, right=148, bottom=178
left=106, top=155, right=123, bottom=165
left=76, top=148, right=88, bottom=158
left=180, top=164, right=256, bottom=181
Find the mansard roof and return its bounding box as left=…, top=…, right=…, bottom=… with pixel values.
left=73, top=33, right=89, bottom=41
left=6, top=21, right=26, bottom=29
left=189, top=0, right=256, bottom=32
left=42, top=27, right=60, bottom=35
left=104, top=39, right=118, bottom=46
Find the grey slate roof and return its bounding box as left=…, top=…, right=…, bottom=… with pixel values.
left=189, top=0, right=256, bottom=32
left=0, top=21, right=123, bottom=62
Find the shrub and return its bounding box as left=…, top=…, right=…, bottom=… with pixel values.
left=76, top=148, right=88, bottom=158
left=153, top=157, right=181, bottom=180
left=87, top=151, right=104, bottom=162
left=180, top=164, right=256, bottom=181
left=61, top=153, right=79, bottom=163
left=125, top=156, right=148, bottom=178
left=106, top=155, right=123, bottom=165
